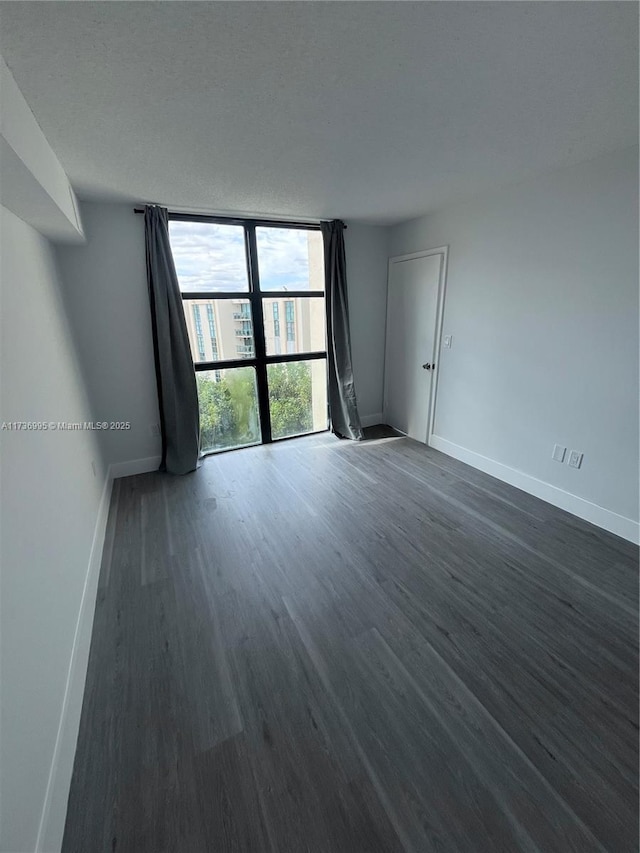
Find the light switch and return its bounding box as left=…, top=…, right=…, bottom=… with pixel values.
left=552, top=444, right=566, bottom=463
left=443, top=335, right=452, bottom=349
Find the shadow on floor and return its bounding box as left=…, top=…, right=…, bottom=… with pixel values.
left=361, top=424, right=404, bottom=441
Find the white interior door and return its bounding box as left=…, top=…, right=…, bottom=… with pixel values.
left=383, top=252, right=443, bottom=442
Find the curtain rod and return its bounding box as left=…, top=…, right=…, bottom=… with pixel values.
left=133, top=207, right=346, bottom=229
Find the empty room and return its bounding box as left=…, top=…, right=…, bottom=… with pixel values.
left=0, top=2, right=638, bottom=852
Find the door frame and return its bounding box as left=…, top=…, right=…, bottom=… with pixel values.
left=382, top=246, right=449, bottom=446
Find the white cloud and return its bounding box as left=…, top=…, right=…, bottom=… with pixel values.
left=168, top=221, right=319, bottom=293
left=255, top=227, right=309, bottom=290
left=169, top=221, right=247, bottom=292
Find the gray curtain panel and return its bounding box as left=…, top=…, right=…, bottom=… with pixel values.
left=321, top=220, right=364, bottom=440
left=144, top=205, right=200, bottom=474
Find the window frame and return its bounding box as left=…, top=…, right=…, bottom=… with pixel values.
left=170, top=213, right=328, bottom=445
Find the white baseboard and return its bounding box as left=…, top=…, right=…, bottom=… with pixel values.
left=36, top=471, right=113, bottom=853
left=109, top=454, right=161, bottom=479
left=429, top=435, right=640, bottom=545
left=361, top=412, right=385, bottom=428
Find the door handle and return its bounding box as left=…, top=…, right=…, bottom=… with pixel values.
left=422, top=363, right=435, bottom=370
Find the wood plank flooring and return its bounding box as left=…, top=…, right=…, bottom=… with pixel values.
left=63, top=431, right=639, bottom=852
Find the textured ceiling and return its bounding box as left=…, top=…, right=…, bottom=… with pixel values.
left=0, top=2, right=637, bottom=224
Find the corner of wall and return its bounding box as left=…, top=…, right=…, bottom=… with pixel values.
left=109, top=456, right=162, bottom=479
left=430, top=435, right=640, bottom=545
left=0, top=54, right=85, bottom=243
left=35, top=470, right=113, bottom=853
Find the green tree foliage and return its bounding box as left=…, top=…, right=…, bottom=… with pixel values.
left=196, top=373, right=238, bottom=451
left=196, top=362, right=313, bottom=452
left=268, top=361, right=312, bottom=439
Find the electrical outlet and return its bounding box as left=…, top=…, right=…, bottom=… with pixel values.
left=443, top=335, right=452, bottom=349
left=150, top=423, right=160, bottom=437
left=568, top=450, right=583, bottom=469
left=552, top=444, right=566, bottom=463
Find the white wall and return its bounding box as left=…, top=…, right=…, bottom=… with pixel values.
left=56, top=203, right=161, bottom=472
left=0, top=207, right=110, bottom=852
left=344, top=223, right=390, bottom=424
left=390, top=146, right=639, bottom=539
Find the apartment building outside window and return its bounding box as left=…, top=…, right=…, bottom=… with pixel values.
left=206, top=303, right=218, bottom=360
left=271, top=302, right=281, bottom=355
left=192, top=304, right=206, bottom=361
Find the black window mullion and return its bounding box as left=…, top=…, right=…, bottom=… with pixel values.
left=246, top=224, right=273, bottom=443
left=168, top=211, right=321, bottom=231
left=264, top=351, right=326, bottom=364
left=253, top=290, right=325, bottom=299
left=174, top=218, right=330, bottom=451
left=180, top=291, right=249, bottom=300
left=194, top=358, right=258, bottom=371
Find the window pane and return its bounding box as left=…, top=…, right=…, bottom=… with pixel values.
left=183, top=299, right=254, bottom=363
left=267, top=359, right=328, bottom=440
left=197, top=367, right=261, bottom=453
left=262, top=296, right=325, bottom=356
left=169, top=221, right=248, bottom=293
left=255, top=227, right=324, bottom=292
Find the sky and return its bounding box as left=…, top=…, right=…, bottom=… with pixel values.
left=168, top=221, right=320, bottom=293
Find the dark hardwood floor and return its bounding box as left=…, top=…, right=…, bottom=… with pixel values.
left=63, top=431, right=639, bottom=852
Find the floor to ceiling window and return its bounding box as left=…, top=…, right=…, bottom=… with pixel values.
left=168, top=216, right=328, bottom=453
